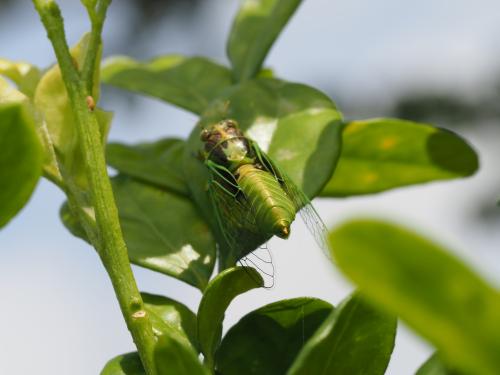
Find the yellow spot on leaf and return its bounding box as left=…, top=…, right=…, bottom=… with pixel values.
left=380, top=137, right=397, bottom=150
left=363, top=172, right=378, bottom=184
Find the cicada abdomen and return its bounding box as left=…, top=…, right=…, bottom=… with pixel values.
left=236, top=163, right=295, bottom=239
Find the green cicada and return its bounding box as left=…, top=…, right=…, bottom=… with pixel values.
left=200, top=119, right=328, bottom=284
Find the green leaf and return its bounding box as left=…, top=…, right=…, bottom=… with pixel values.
left=416, top=353, right=465, bottom=375
left=0, top=103, right=43, bottom=228
left=100, top=352, right=145, bottom=375
left=228, top=0, right=303, bottom=81
left=197, top=267, right=263, bottom=368
left=61, top=176, right=215, bottom=289
left=34, top=33, right=105, bottom=190
left=0, top=59, right=41, bottom=98
left=215, top=297, right=333, bottom=375
left=101, top=296, right=203, bottom=375
left=154, top=335, right=208, bottom=375
left=59, top=201, right=88, bottom=240
left=106, top=139, right=189, bottom=196
left=101, top=55, right=233, bottom=114
left=184, top=78, right=342, bottom=265
left=321, top=118, right=479, bottom=197
left=141, top=292, right=198, bottom=351
left=287, top=292, right=396, bottom=375
left=112, top=176, right=215, bottom=289
left=0, top=75, right=29, bottom=104
left=329, top=219, right=500, bottom=375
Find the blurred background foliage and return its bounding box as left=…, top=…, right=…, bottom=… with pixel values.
left=389, top=85, right=500, bottom=225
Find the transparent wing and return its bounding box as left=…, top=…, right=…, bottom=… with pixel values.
left=206, top=166, right=275, bottom=287
left=206, top=172, right=257, bottom=257
left=281, top=174, right=330, bottom=257
left=251, top=142, right=331, bottom=259
left=238, top=243, right=275, bottom=289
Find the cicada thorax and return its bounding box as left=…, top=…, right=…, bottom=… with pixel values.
left=201, top=119, right=253, bottom=169
left=235, top=164, right=296, bottom=239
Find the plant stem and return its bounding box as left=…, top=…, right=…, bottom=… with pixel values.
left=33, top=1, right=157, bottom=373
left=82, top=0, right=111, bottom=94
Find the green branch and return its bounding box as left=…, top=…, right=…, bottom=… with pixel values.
left=33, top=1, right=157, bottom=374
left=82, top=0, right=111, bottom=94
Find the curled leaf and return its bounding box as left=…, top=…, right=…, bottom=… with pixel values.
left=197, top=267, right=263, bottom=367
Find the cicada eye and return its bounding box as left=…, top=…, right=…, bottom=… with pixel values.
left=225, top=119, right=237, bottom=128
left=200, top=129, right=210, bottom=141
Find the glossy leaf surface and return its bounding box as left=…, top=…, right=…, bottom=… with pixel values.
left=197, top=267, right=263, bottom=367
left=61, top=176, right=216, bottom=289
left=106, top=139, right=189, bottom=196
left=112, top=176, right=215, bottom=289
left=184, top=78, right=342, bottom=264
left=329, top=219, right=500, bottom=375
left=100, top=352, right=145, bottom=375
left=103, top=290, right=203, bottom=374
left=288, top=292, right=396, bottom=375
left=141, top=292, right=198, bottom=350
left=154, top=335, right=207, bottom=375
left=215, top=297, right=333, bottom=375
left=101, top=55, right=232, bottom=114
left=321, top=119, right=478, bottom=196
left=228, top=0, right=302, bottom=81
left=0, top=103, right=43, bottom=228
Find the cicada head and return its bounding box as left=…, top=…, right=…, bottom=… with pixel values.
left=201, top=119, right=253, bottom=167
